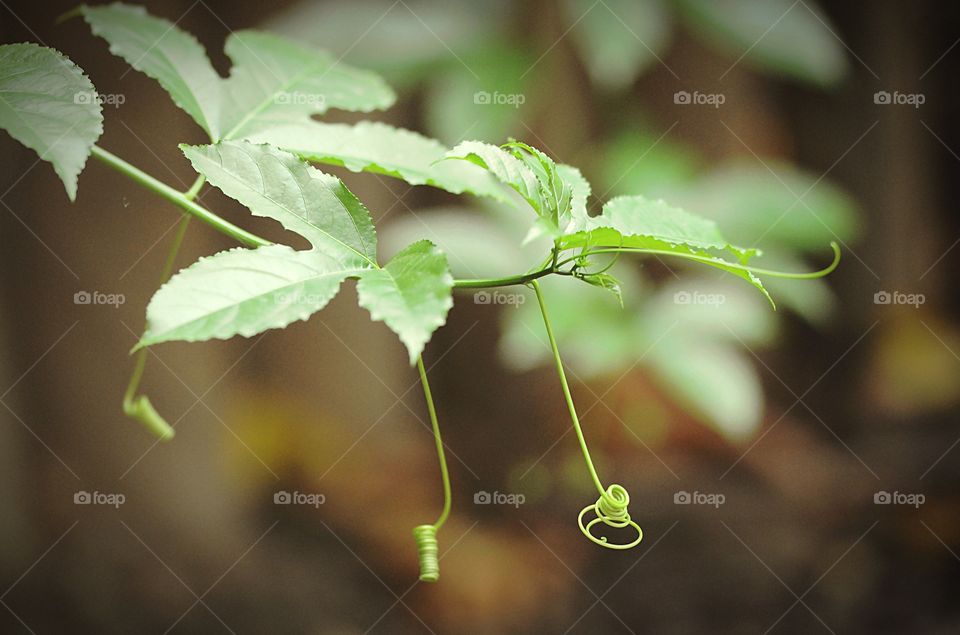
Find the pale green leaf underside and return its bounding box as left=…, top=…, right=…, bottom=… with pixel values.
left=648, top=339, right=762, bottom=441
left=0, top=43, right=103, bottom=200
left=79, top=3, right=395, bottom=141
left=140, top=245, right=361, bottom=347
left=248, top=121, right=508, bottom=201
left=78, top=3, right=221, bottom=139
left=181, top=141, right=378, bottom=269
left=356, top=240, right=454, bottom=364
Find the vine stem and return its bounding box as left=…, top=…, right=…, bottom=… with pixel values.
left=530, top=279, right=604, bottom=497
left=91, top=146, right=268, bottom=248
left=555, top=242, right=842, bottom=280
left=91, top=144, right=547, bottom=290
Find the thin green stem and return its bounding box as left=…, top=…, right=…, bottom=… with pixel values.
left=91, top=145, right=270, bottom=248
left=122, top=175, right=202, bottom=440
left=418, top=355, right=451, bottom=529
left=452, top=267, right=557, bottom=289
left=531, top=280, right=605, bottom=497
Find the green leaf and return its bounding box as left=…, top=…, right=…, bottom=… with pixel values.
left=77, top=3, right=395, bottom=142
left=181, top=141, right=378, bottom=269
left=560, top=195, right=773, bottom=306
left=218, top=31, right=395, bottom=140
left=647, top=339, right=763, bottom=441
left=566, top=195, right=757, bottom=261
left=564, top=0, right=672, bottom=90
left=0, top=43, right=103, bottom=200
left=446, top=140, right=544, bottom=210
left=423, top=41, right=530, bottom=145
left=248, top=121, right=506, bottom=201
left=356, top=240, right=453, bottom=364
left=679, top=161, right=859, bottom=251
left=676, top=0, right=848, bottom=87
left=580, top=272, right=623, bottom=307
left=77, top=3, right=221, bottom=139
left=558, top=163, right=592, bottom=228
left=139, top=245, right=360, bottom=347
left=446, top=140, right=592, bottom=238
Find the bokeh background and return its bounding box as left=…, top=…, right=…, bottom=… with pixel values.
left=2, top=0, right=959, bottom=633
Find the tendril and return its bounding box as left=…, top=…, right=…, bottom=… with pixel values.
left=412, top=355, right=452, bottom=582
left=578, top=484, right=643, bottom=549
left=123, top=175, right=204, bottom=440
left=556, top=241, right=842, bottom=280
left=531, top=280, right=643, bottom=550
left=412, top=524, right=440, bottom=582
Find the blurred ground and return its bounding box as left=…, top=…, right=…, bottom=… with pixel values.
left=1, top=0, right=959, bottom=633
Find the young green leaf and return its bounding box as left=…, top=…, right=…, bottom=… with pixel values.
left=77, top=3, right=221, bottom=139
left=558, top=163, right=592, bottom=228
left=565, top=195, right=758, bottom=262
left=76, top=4, right=395, bottom=142
left=218, top=31, right=395, bottom=140
left=139, top=245, right=361, bottom=348
left=248, top=121, right=507, bottom=201
left=446, top=140, right=545, bottom=211
left=356, top=240, right=454, bottom=364
left=0, top=43, right=103, bottom=200
left=561, top=195, right=772, bottom=305
left=181, top=141, right=378, bottom=269
left=446, top=140, right=592, bottom=239
left=580, top=272, right=623, bottom=307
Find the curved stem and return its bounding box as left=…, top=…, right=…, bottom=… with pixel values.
left=531, top=280, right=605, bottom=497
left=91, top=145, right=269, bottom=248
left=418, top=355, right=451, bottom=529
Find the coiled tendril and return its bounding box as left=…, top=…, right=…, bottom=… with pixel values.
left=578, top=484, right=643, bottom=549
left=532, top=280, right=643, bottom=551
left=412, top=356, right=451, bottom=582
left=413, top=524, right=440, bottom=582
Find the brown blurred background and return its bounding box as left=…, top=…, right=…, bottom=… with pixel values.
left=1, top=0, right=959, bottom=633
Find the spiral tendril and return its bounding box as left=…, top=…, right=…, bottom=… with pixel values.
left=413, top=524, right=440, bottom=582
left=578, top=484, right=643, bottom=549
left=531, top=278, right=643, bottom=551
left=411, top=356, right=450, bottom=583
